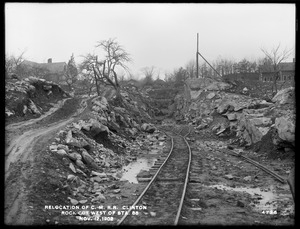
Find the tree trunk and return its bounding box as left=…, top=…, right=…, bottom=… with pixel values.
left=94, top=76, right=100, bottom=96
left=273, top=72, right=278, bottom=96
left=114, top=86, right=123, bottom=104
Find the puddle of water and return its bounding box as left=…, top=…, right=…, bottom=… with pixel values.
left=120, top=157, right=157, bottom=184
left=207, top=184, right=294, bottom=215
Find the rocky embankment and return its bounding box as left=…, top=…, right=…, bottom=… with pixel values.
left=172, top=78, right=295, bottom=156
left=5, top=76, right=69, bottom=124
left=47, top=85, right=158, bottom=178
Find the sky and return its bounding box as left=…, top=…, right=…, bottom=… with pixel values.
left=5, top=3, right=296, bottom=79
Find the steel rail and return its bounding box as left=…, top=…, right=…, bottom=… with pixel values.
left=174, top=126, right=192, bottom=225
left=117, top=125, right=192, bottom=225
left=239, top=154, right=286, bottom=183
left=222, top=149, right=286, bottom=183
left=116, top=126, right=175, bottom=225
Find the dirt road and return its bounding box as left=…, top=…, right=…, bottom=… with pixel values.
left=5, top=96, right=88, bottom=225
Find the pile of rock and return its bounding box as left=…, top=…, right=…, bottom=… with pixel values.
left=5, top=76, right=68, bottom=118
left=48, top=115, right=165, bottom=205
left=49, top=123, right=125, bottom=177
left=184, top=78, right=295, bottom=152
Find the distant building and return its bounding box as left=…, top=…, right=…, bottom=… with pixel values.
left=259, top=59, right=295, bottom=82
left=223, top=73, right=260, bottom=81
left=21, top=58, right=67, bottom=83
left=121, top=79, right=139, bottom=87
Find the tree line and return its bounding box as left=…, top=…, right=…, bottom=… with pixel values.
left=6, top=39, right=292, bottom=96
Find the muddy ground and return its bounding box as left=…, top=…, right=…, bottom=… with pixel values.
left=4, top=95, right=294, bottom=226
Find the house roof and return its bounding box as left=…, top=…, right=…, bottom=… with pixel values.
left=39, top=62, right=66, bottom=73
left=278, top=62, right=295, bottom=71
left=259, top=61, right=295, bottom=73
left=22, top=60, right=66, bottom=74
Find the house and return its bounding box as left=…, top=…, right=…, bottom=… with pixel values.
left=21, top=58, right=67, bottom=83
left=223, top=73, right=260, bottom=81
left=259, top=59, right=295, bottom=82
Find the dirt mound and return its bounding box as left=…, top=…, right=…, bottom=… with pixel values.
left=5, top=76, right=69, bottom=125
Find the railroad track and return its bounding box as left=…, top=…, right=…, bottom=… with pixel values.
left=117, top=125, right=192, bottom=225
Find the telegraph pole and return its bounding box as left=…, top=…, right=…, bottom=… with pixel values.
left=196, top=33, right=199, bottom=78
left=196, top=33, right=222, bottom=79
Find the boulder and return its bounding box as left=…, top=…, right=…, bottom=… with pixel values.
left=242, top=87, right=249, bottom=92
left=68, top=152, right=82, bottom=161
left=226, top=113, right=237, bottom=121
left=274, top=117, right=295, bottom=144
left=205, top=81, right=231, bottom=91
left=237, top=114, right=272, bottom=145
left=249, top=117, right=272, bottom=126
left=190, top=90, right=202, bottom=100
left=65, top=130, right=89, bottom=148
left=23, top=105, right=28, bottom=115
left=75, top=159, right=86, bottom=169
left=196, top=123, right=208, bottom=130
left=27, top=76, right=40, bottom=84
left=272, top=87, right=295, bottom=105
left=206, top=92, right=216, bottom=100
left=89, top=119, right=109, bottom=137
left=91, top=171, right=107, bottom=178
left=69, top=163, right=77, bottom=173
left=243, top=176, right=252, bottom=182
left=81, top=149, right=101, bottom=170
left=28, top=99, right=41, bottom=115
left=57, top=144, right=69, bottom=153
left=217, top=103, right=230, bottom=114
left=141, top=123, right=156, bottom=133
left=187, top=78, right=214, bottom=90
left=49, top=144, right=58, bottom=152
left=92, top=105, right=101, bottom=112
left=56, top=149, right=68, bottom=157
left=65, top=130, right=74, bottom=143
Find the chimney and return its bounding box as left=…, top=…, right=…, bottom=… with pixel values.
left=48, top=58, right=52, bottom=63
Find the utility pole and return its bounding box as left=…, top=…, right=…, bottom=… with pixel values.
left=196, top=33, right=199, bottom=78
left=195, top=33, right=222, bottom=79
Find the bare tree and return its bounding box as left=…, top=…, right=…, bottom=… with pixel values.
left=80, top=38, right=131, bottom=97
left=5, top=55, right=14, bottom=78
left=185, top=59, right=196, bottom=78
left=79, top=70, right=95, bottom=97
left=5, top=51, right=26, bottom=78
left=80, top=54, right=101, bottom=95
left=141, top=66, right=156, bottom=86
left=261, top=44, right=293, bottom=95
left=199, top=62, right=209, bottom=78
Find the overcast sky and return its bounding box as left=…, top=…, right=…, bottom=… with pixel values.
left=5, top=3, right=296, bottom=78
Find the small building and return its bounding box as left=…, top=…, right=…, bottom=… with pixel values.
left=223, top=73, right=260, bottom=81
left=259, top=59, right=295, bottom=82
left=21, top=58, right=67, bottom=83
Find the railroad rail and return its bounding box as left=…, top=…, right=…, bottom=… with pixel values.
left=223, top=148, right=286, bottom=183
left=117, top=125, right=192, bottom=225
